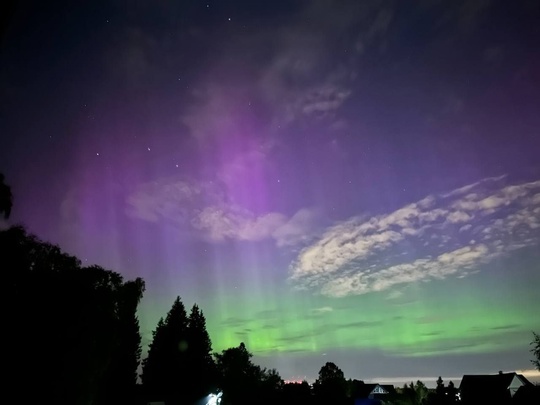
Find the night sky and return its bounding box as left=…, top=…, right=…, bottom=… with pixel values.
left=1, top=0, right=539, bottom=385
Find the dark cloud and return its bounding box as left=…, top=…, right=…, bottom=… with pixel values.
left=338, top=320, right=384, bottom=329
left=490, top=324, right=521, bottom=331
left=220, top=316, right=249, bottom=327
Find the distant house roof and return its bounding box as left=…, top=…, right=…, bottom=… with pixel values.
left=459, top=372, right=533, bottom=403
left=355, top=383, right=396, bottom=399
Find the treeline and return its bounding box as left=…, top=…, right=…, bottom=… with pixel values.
left=0, top=175, right=461, bottom=405
left=0, top=225, right=285, bottom=405
left=0, top=223, right=461, bottom=405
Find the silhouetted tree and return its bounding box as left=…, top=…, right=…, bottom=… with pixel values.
left=313, top=362, right=347, bottom=404
left=142, top=318, right=167, bottom=394
left=426, top=376, right=446, bottom=405
left=400, top=380, right=429, bottom=405
left=98, top=278, right=146, bottom=404
left=347, top=379, right=366, bottom=398
left=185, top=304, right=217, bottom=402
left=415, top=380, right=429, bottom=405
left=283, top=381, right=312, bottom=405
left=436, top=376, right=444, bottom=396
left=531, top=331, right=540, bottom=371
left=142, top=296, right=189, bottom=403
left=0, top=172, right=13, bottom=219
left=260, top=367, right=284, bottom=403
left=446, top=381, right=457, bottom=403
left=215, top=342, right=271, bottom=405
left=1, top=226, right=145, bottom=405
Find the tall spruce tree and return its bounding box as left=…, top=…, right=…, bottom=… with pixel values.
left=142, top=318, right=167, bottom=394
left=142, top=296, right=189, bottom=403
left=186, top=304, right=217, bottom=401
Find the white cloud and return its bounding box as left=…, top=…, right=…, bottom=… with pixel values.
left=272, top=208, right=320, bottom=247
left=386, top=290, right=404, bottom=300
left=447, top=210, right=471, bottom=223
left=127, top=176, right=318, bottom=246
left=290, top=177, right=540, bottom=297
left=312, top=306, right=333, bottom=314
left=126, top=178, right=205, bottom=223
left=191, top=206, right=287, bottom=242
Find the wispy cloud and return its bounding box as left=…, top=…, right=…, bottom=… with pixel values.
left=191, top=206, right=287, bottom=242
left=177, top=0, right=398, bottom=144
left=290, top=176, right=540, bottom=297
left=312, top=306, right=333, bottom=314
left=126, top=176, right=318, bottom=245
left=273, top=208, right=321, bottom=247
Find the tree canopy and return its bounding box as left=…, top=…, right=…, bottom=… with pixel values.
left=214, top=342, right=283, bottom=405
left=1, top=226, right=145, bottom=405
left=313, top=362, right=347, bottom=403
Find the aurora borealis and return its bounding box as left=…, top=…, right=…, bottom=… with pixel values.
left=1, top=0, right=539, bottom=385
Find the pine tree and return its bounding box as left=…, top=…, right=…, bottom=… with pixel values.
left=186, top=304, right=217, bottom=401
left=142, top=296, right=189, bottom=402
left=436, top=376, right=444, bottom=396
left=142, top=318, right=167, bottom=393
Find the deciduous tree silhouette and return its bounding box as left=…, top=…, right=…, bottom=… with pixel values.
left=215, top=342, right=258, bottom=404
left=98, top=277, right=146, bottom=404
left=214, top=342, right=279, bottom=405
left=283, top=381, right=312, bottom=405
left=313, top=362, right=347, bottom=404
left=1, top=226, right=145, bottom=405
left=260, top=367, right=284, bottom=404
left=399, top=381, right=429, bottom=405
